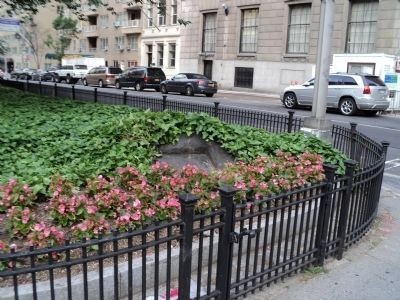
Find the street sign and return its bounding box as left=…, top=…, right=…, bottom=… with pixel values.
left=0, top=18, right=20, bottom=32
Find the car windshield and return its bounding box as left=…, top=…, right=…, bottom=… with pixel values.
left=75, top=65, right=87, bottom=70
left=365, top=76, right=385, bottom=86
left=187, top=74, right=208, bottom=79
left=109, top=67, right=122, bottom=74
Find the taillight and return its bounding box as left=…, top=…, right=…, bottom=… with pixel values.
left=363, top=85, right=371, bottom=94
left=197, top=80, right=206, bottom=85
left=144, top=76, right=148, bottom=83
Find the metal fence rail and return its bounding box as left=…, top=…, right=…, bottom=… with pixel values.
left=0, top=79, right=389, bottom=299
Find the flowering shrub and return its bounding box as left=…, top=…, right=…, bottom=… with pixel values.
left=26, top=222, right=65, bottom=248
left=5, top=206, right=36, bottom=237
left=0, top=152, right=326, bottom=250
left=47, top=193, right=97, bottom=227
left=71, top=216, right=110, bottom=240
left=0, top=179, right=35, bottom=212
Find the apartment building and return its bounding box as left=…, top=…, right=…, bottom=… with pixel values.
left=0, top=5, right=59, bottom=71
left=75, top=0, right=181, bottom=77
left=179, top=0, right=400, bottom=93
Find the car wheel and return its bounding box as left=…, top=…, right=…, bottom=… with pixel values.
left=205, top=93, right=214, bottom=97
left=52, top=75, right=56, bottom=82
left=185, top=85, right=194, bottom=96
left=283, top=92, right=298, bottom=109
left=115, top=81, right=121, bottom=89
left=98, top=80, right=104, bottom=88
left=66, top=75, right=71, bottom=84
left=339, top=97, right=357, bottom=116
left=83, top=78, right=88, bottom=86
left=56, top=76, right=62, bottom=83
left=135, top=82, right=143, bottom=91
left=161, top=84, right=168, bottom=94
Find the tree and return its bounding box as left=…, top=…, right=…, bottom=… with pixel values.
left=0, top=0, right=189, bottom=25
left=44, top=14, right=78, bottom=66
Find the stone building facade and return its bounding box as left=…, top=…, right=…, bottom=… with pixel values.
left=179, top=0, right=400, bottom=93
left=74, top=0, right=181, bottom=78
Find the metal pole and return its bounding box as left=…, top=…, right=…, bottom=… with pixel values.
left=302, top=0, right=336, bottom=138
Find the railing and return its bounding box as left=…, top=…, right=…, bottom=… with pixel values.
left=0, top=79, right=389, bottom=299
left=83, top=25, right=97, bottom=32
left=121, top=20, right=140, bottom=28
left=0, top=80, right=303, bottom=134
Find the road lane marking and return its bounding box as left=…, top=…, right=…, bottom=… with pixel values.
left=334, top=120, right=400, bottom=133
left=384, top=173, right=400, bottom=179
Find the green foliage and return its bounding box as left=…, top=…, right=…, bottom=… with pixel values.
left=0, top=87, right=346, bottom=195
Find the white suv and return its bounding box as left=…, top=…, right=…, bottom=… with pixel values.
left=54, top=65, right=88, bottom=84
left=281, top=74, right=390, bottom=116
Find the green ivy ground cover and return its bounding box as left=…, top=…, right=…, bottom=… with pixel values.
left=0, top=87, right=346, bottom=195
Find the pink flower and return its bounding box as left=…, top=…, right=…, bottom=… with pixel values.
left=144, top=208, right=155, bottom=217
left=131, top=211, right=141, bottom=221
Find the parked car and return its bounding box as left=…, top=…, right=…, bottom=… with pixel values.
left=31, top=69, right=56, bottom=82
left=83, top=66, right=123, bottom=88
left=280, top=73, right=390, bottom=116
left=160, top=73, right=218, bottom=97
left=54, top=65, right=88, bottom=84
left=114, top=67, right=166, bottom=91
left=10, top=68, right=36, bottom=80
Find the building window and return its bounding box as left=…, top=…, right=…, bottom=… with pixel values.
left=147, top=6, right=153, bottom=27
left=127, top=35, right=138, bottom=50
left=99, top=15, right=109, bottom=28
left=346, top=0, right=378, bottom=53
left=158, top=0, right=166, bottom=26
left=115, top=36, right=124, bottom=50
left=169, top=43, right=176, bottom=67
left=158, top=43, right=164, bottom=67
left=202, top=13, right=216, bottom=53
left=287, top=4, right=311, bottom=54
left=113, top=60, right=119, bottom=67
left=240, top=8, right=258, bottom=53
left=100, top=38, right=108, bottom=50
left=128, top=60, right=138, bottom=68
left=171, top=0, right=177, bottom=25
left=234, top=67, right=254, bottom=88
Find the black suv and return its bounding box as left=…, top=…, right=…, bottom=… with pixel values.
left=114, top=67, right=166, bottom=91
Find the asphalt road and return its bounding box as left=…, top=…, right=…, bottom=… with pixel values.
left=39, top=81, right=400, bottom=191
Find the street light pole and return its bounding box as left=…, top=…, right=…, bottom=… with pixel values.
left=302, top=0, right=336, bottom=141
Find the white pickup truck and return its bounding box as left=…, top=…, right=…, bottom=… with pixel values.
left=54, top=65, right=88, bottom=84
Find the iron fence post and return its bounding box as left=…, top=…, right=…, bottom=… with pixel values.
left=123, top=91, right=127, bottom=105
left=94, top=88, right=98, bottom=103
left=39, top=81, right=42, bottom=96
left=373, top=141, right=390, bottom=217
left=54, top=83, right=58, bottom=97
left=349, top=123, right=357, bottom=160
left=287, top=110, right=295, bottom=133
left=215, top=186, right=237, bottom=300
left=72, top=85, right=75, bottom=100
left=162, top=95, right=167, bottom=111
left=315, top=164, right=337, bottom=266
left=178, top=192, right=198, bottom=300
left=214, top=102, right=220, bottom=118
left=336, top=160, right=357, bottom=260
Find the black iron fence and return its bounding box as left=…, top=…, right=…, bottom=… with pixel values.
left=0, top=80, right=389, bottom=300
left=0, top=79, right=303, bottom=134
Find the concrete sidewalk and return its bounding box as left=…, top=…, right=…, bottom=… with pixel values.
left=247, top=185, right=400, bottom=300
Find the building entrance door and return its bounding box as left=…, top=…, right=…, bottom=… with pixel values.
left=204, top=60, right=213, bottom=79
